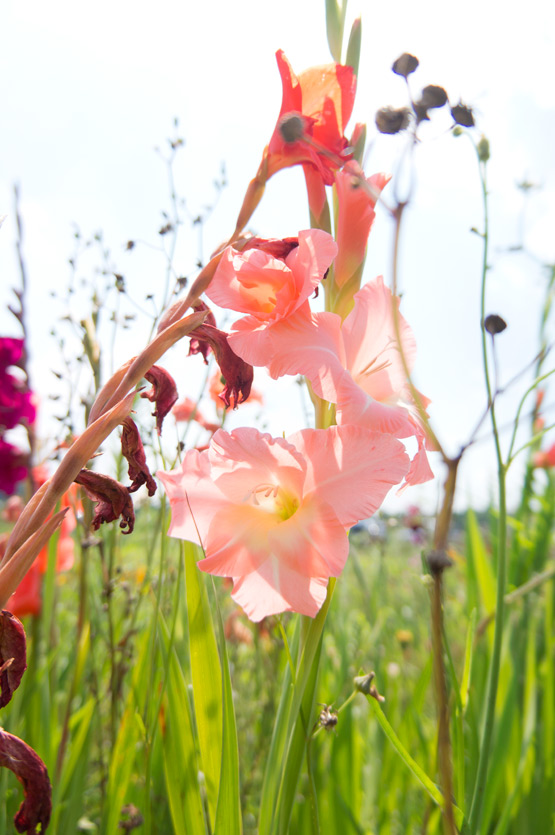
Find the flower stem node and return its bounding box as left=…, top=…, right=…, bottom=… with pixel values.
left=426, top=548, right=453, bottom=575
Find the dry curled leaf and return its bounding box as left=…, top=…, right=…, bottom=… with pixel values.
left=0, top=729, right=52, bottom=834
left=0, top=610, right=27, bottom=708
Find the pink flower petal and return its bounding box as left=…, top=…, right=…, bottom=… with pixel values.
left=200, top=503, right=279, bottom=576
left=234, top=308, right=347, bottom=401
left=335, top=378, right=418, bottom=437
left=289, top=425, right=409, bottom=527
left=157, top=450, right=228, bottom=546
left=209, top=427, right=306, bottom=502
left=269, top=495, right=349, bottom=576
left=231, top=561, right=329, bottom=621
left=342, top=277, right=416, bottom=400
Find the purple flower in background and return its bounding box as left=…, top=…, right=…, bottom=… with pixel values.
left=0, top=338, right=24, bottom=369
left=0, top=439, right=28, bottom=495
left=0, top=337, right=36, bottom=430
left=0, top=375, right=36, bottom=430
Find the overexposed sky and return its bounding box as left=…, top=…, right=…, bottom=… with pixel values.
left=1, top=0, right=554, bottom=513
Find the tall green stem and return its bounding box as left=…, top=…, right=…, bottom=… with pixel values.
left=468, top=142, right=509, bottom=834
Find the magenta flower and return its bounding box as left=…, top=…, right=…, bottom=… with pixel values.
left=0, top=338, right=24, bottom=369
left=158, top=425, right=408, bottom=621
left=0, top=439, right=28, bottom=495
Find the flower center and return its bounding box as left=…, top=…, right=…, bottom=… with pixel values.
left=249, top=482, right=299, bottom=521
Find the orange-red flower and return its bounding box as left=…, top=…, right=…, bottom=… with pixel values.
left=234, top=52, right=357, bottom=235
left=264, top=50, right=356, bottom=184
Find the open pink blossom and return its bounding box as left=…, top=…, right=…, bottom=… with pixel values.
left=158, top=425, right=408, bottom=621
left=250, top=277, right=433, bottom=486
left=205, top=229, right=337, bottom=367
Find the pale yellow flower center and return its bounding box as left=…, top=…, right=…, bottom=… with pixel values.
left=250, top=483, right=299, bottom=521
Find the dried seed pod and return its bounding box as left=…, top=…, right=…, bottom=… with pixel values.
left=375, top=106, right=411, bottom=135
left=451, top=102, right=475, bottom=127
left=392, top=53, right=419, bottom=78
left=484, top=314, right=507, bottom=335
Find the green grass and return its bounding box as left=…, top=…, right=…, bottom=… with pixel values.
left=1, top=471, right=554, bottom=833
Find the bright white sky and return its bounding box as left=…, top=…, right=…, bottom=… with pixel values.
left=1, top=0, right=555, bottom=514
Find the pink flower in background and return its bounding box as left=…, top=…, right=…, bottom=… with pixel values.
left=533, top=442, right=555, bottom=469
left=255, top=277, right=433, bottom=486
left=172, top=397, right=220, bottom=433
left=206, top=229, right=337, bottom=368
left=158, top=425, right=408, bottom=621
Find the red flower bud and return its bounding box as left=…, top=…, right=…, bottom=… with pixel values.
left=75, top=470, right=135, bottom=534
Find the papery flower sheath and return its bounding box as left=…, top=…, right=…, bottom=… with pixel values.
left=205, top=229, right=337, bottom=367
left=158, top=425, right=408, bottom=621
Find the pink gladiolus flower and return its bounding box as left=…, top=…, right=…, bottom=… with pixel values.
left=334, top=162, right=390, bottom=290
left=172, top=397, right=220, bottom=433
left=205, top=229, right=337, bottom=367
left=158, top=425, right=409, bottom=621
left=250, top=277, right=433, bottom=486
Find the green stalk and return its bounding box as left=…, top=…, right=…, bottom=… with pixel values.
left=468, top=140, right=510, bottom=834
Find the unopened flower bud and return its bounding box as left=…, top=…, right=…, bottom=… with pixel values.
left=278, top=112, right=306, bottom=144
left=392, top=53, right=419, bottom=78
left=426, top=549, right=453, bottom=574
left=354, top=671, right=376, bottom=695
left=484, top=314, right=507, bottom=335
left=477, top=136, right=490, bottom=162
left=375, top=106, right=411, bottom=135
